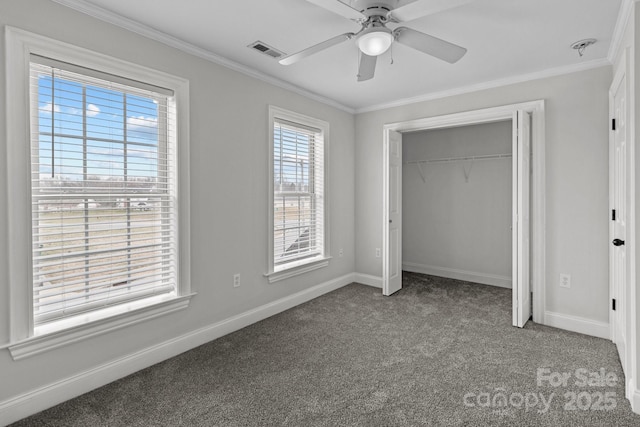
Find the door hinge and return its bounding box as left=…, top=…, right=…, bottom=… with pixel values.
left=612, top=299, right=616, bottom=311
left=612, top=209, right=616, bottom=221
left=612, top=118, right=616, bottom=131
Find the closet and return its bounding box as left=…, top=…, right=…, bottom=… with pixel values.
left=402, top=120, right=513, bottom=288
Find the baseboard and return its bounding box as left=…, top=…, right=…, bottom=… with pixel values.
left=544, top=310, right=610, bottom=339
left=632, top=385, right=640, bottom=415
left=403, top=262, right=512, bottom=289
left=353, top=273, right=383, bottom=288
left=0, top=273, right=355, bottom=426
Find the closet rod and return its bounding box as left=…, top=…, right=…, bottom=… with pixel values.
left=404, top=153, right=512, bottom=165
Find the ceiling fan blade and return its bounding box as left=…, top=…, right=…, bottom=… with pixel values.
left=304, top=0, right=365, bottom=21
left=394, top=27, right=467, bottom=63
left=357, top=53, right=377, bottom=82
left=279, top=33, right=354, bottom=65
left=388, top=0, right=474, bottom=23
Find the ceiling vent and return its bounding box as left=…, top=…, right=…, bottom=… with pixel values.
left=248, top=41, right=285, bottom=59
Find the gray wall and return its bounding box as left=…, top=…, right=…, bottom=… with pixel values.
left=0, top=0, right=355, bottom=403
left=355, top=66, right=612, bottom=323
left=402, top=121, right=512, bottom=287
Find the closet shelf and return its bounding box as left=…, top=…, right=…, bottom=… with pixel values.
left=404, top=153, right=512, bottom=165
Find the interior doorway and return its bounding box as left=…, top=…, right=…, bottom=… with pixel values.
left=382, top=101, right=545, bottom=328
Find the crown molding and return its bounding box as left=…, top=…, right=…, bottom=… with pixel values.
left=49, top=0, right=356, bottom=114
left=608, top=0, right=635, bottom=63
left=355, top=58, right=612, bottom=114
left=51, top=0, right=617, bottom=117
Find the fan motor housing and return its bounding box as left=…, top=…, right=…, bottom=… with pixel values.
left=362, top=4, right=391, bottom=19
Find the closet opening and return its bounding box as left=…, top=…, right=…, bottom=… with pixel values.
left=381, top=102, right=545, bottom=328
left=403, top=120, right=513, bottom=290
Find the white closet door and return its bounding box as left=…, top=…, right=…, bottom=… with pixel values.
left=384, top=130, right=403, bottom=296
left=513, top=110, right=531, bottom=327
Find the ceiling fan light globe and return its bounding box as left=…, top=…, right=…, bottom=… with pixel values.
left=358, top=30, right=393, bottom=56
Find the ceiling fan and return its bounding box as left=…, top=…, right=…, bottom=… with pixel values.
left=279, top=0, right=473, bottom=81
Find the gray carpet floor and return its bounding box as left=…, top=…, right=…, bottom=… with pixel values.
left=11, top=272, right=640, bottom=426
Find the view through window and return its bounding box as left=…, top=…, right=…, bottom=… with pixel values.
left=273, top=119, right=325, bottom=270
left=30, top=57, right=178, bottom=325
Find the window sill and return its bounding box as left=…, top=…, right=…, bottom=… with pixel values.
left=265, top=257, right=332, bottom=284
left=8, top=293, right=195, bottom=361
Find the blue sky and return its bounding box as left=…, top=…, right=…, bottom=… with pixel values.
left=37, top=73, right=160, bottom=180
left=37, top=71, right=313, bottom=186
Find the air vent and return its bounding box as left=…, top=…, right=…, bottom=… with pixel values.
left=248, top=41, right=285, bottom=59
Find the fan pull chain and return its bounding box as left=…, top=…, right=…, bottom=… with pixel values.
left=390, top=42, right=394, bottom=65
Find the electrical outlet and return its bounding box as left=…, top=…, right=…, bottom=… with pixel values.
left=339, top=248, right=344, bottom=257
left=233, top=273, right=241, bottom=288
left=559, top=273, right=571, bottom=288
left=375, top=248, right=381, bottom=258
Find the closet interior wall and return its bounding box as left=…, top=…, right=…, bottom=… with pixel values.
left=402, top=120, right=513, bottom=288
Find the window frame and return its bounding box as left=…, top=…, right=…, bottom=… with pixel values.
left=5, top=27, right=193, bottom=359
left=266, top=106, right=330, bottom=283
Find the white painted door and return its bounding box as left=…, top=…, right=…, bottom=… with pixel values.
left=384, top=130, right=402, bottom=296
left=513, top=111, right=531, bottom=327
left=610, top=65, right=627, bottom=373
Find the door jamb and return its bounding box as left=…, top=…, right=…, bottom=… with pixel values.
left=382, top=100, right=546, bottom=323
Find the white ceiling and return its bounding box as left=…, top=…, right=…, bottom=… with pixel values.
left=63, top=0, right=622, bottom=112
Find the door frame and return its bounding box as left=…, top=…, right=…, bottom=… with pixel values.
left=382, top=100, right=546, bottom=323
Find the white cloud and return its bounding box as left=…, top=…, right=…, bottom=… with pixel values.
left=86, top=104, right=101, bottom=117
left=40, top=103, right=60, bottom=114
left=127, top=115, right=158, bottom=129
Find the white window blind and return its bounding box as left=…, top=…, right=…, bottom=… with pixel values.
left=29, top=56, right=178, bottom=325
left=273, top=119, right=325, bottom=269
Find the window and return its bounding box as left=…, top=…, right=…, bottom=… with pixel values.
left=30, top=56, right=178, bottom=325
left=6, top=28, right=191, bottom=358
left=268, top=107, right=329, bottom=282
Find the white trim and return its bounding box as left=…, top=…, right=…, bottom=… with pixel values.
left=353, top=273, right=383, bottom=288
left=0, top=273, right=355, bottom=426
left=7, top=294, right=194, bottom=360
left=356, top=60, right=610, bottom=114
left=383, top=100, right=544, bottom=132
left=267, top=106, right=331, bottom=281
left=632, top=387, right=640, bottom=414
left=49, top=0, right=355, bottom=114
left=49, top=0, right=614, bottom=115
left=544, top=311, right=610, bottom=340
left=5, top=26, right=33, bottom=343
left=265, top=258, right=331, bottom=283
left=4, top=27, right=192, bottom=347
left=382, top=101, right=546, bottom=324
left=403, top=262, right=511, bottom=289
left=608, top=0, right=635, bottom=63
